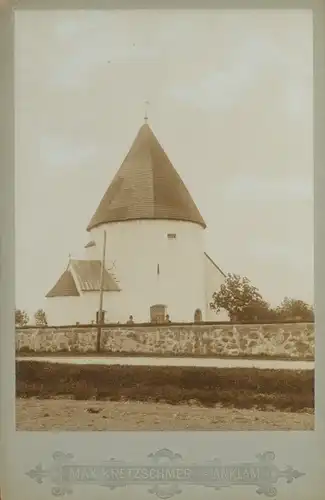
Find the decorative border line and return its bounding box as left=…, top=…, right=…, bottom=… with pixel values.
left=26, top=449, right=305, bottom=498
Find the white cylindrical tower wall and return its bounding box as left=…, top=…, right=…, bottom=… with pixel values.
left=84, top=243, right=100, bottom=260
left=90, top=219, right=206, bottom=323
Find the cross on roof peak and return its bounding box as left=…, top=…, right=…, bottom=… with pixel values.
left=144, top=100, right=150, bottom=123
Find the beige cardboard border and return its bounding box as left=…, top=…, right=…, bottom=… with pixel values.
left=1, top=1, right=324, bottom=499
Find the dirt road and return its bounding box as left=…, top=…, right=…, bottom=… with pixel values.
left=17, top=356, right=314, bottom=370
left=16, top=399, right=314, bottom=431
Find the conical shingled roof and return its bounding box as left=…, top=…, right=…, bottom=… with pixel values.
left=87, top=123, right=206, bottom=231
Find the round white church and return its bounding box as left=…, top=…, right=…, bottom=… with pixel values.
left=45, top=122, right=228, bottom=325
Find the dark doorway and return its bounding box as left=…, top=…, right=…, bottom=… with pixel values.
left=150, top=304, right=167, bottom=324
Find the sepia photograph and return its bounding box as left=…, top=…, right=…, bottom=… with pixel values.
left=14, top=9, right=314, bottom=431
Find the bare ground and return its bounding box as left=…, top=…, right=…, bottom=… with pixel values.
left=16, top=399, right=314, bottom=431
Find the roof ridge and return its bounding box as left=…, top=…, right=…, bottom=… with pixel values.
left=146, top=126, right=157, bottom=218
left=70, top=258, right=101, bottom=263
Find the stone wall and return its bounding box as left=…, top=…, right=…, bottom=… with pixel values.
left=16, top=322, right=315, bottom=359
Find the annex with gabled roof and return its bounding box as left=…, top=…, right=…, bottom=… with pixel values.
left=46, top=260, right=119, bottom=298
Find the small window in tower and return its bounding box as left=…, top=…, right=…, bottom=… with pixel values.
left=167, top=233, right=177, bottom=239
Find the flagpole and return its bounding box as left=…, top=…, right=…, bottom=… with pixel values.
left=96, top=230, right=107, bottom=352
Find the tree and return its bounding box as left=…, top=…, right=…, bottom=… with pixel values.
left=34, top=309, right=48, bottom=326
left=210, top=273, right=272, bottom=322
left=275, top=297, right=314, bottom=321
left=15, top=309, right=29, bottom=327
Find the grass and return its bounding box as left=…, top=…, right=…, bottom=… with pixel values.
left=16, top=361, right=314, bottom=412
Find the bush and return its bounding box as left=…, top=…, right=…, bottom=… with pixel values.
left=15, top=361, right=314, bottom=412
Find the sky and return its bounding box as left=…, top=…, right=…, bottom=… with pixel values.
left=14, top=9, right=313, bottom=318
